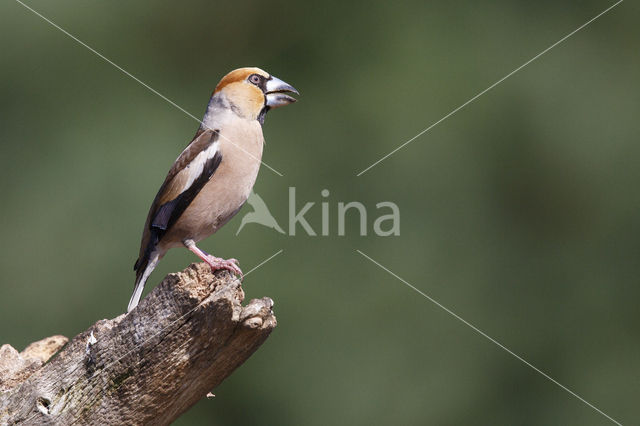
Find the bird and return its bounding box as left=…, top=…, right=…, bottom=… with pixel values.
left=235, top=191, right=285, bottom=235
left=128, top=67, right=298, bottom=313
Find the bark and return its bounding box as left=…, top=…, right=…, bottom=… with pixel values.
left=0, top=263, right=277, bottom=425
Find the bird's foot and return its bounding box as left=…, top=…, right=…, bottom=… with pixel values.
left=205, top=255, right=243, bottom=279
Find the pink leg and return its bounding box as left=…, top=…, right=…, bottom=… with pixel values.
left=184, top=240, right=243, bottom=279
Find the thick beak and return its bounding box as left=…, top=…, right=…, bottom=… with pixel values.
left=265, top=76, right=299, bottom=109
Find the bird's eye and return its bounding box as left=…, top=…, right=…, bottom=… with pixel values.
left=249, top=74, right=262, bottom=85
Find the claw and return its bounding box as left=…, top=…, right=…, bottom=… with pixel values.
left=184, top=241, right=244, bottom=280
left=205, top=255, right=243, bottom=279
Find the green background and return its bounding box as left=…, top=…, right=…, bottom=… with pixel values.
left=1, top=1, right=638, bottom=424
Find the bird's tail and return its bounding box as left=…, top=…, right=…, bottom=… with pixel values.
left=128, top=251, right=159, bottom=313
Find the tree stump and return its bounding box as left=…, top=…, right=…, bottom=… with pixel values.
left=0, top=263, right=277, bottom=425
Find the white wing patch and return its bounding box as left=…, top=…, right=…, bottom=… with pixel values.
left=181, top=141, right=220, bottom=192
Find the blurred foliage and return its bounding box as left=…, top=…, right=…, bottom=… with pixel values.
left=1, top=0, right=639, bottom=424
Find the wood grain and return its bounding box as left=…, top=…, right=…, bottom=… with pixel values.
left=0, top=263, right=276, bottom=425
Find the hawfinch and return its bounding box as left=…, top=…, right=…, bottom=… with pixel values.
left=127, top=67, right=298, bottom=313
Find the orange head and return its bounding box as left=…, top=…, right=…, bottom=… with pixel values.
left=213, top=67, right=298, bottom=123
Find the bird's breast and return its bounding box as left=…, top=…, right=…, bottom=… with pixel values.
left=167, top=119, right=264, bottom=243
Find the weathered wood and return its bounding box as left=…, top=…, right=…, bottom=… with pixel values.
left=0, top=263, right=277, bottom=425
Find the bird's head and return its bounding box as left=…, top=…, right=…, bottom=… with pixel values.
left=213, top=67, right=298, bottom=123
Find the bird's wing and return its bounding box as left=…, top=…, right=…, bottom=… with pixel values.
left=135, top=129, right=222, bottom=270
left=156, top=129, right=219, bottom=203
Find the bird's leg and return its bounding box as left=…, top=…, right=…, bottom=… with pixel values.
left=183, top=239, right=243, bottom=279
